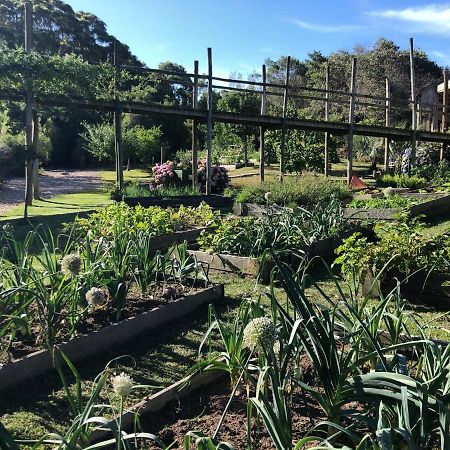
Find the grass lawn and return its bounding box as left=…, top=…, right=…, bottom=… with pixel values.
left=0, top=191, right=112, bottom=221
left=99, top=168, right=152, bottom=183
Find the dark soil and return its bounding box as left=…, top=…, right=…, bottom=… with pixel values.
left=140, top=377, right=323, bottom=450
left=1, top=282, right=209, bottom=363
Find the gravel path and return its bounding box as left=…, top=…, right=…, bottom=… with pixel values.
left=0, top=170, right=105, bottom=215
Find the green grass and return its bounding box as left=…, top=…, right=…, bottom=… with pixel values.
left=99, top=168, right=152, bottom=183
left=0, top=191, right=112, bottom=220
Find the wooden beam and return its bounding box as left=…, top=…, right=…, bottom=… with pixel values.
left=324, top=63, right=330, bottom=177
left=206, top=48, right=213, bottom=195
left=259, top=64, right=266, bottom=182
left=410, top=37, right=417, bottom=164
left=279, top=56, right=291, bottom=182
left=24, top=0, right=33, bottom=217
left=113, top=41, right=123, bottom=190
left=441, top=68, right=448, bottom=161
left=32, top=109, right=40, bottom=199
left=347, top=57, right=357, bottom=185
left=384, top=77, right=391, bottom=172
left=192, top=60, right=199, bottom=188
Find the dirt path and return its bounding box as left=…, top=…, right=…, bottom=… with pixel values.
left=0, top=170, right=105, bottom=215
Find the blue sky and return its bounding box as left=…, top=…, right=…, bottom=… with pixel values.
left=65, top=0, right=450, bottom=77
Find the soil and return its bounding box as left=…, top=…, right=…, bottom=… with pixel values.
left=0, top=170, right=105, bottom=215
left=140, top=376, right=324, bottom=450
left=0, top=282, right=208, bottom=363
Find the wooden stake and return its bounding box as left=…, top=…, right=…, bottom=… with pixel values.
left=113, top=40, right=123, bottom=190
left=441, top=68, right=448, bottom=161
left=192, top=60, right=199, bottom=188
left=32, top=109, right=40, bottom=199
left=347, top=57, right=357, bottom=186
left=384, top=77, right=391, bottom=172
left=409, top=37, right=417, bottom=163
left=206, top=48, right=213, bottom=195
left=279, top=56, right=291, bottom=182
left=24, top=0, right=33, bottom=217
left=259, top=64, right=266, bottom=182
left=324, top=63, right=330, bottom=177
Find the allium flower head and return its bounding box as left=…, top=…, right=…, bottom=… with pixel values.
left=86, top=287, right=105, bottom=307
left=383, top=187, right=395, bottom=198
left=264, top=192, right=272, bottom=202
left=112, top=372, right=133, bottom=397
left=61, top=254, right=82, bottom=276
left=243, top=317, right=277, bottom=352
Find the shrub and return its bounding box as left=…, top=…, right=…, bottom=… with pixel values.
left=236, top=176, right=349, bottom=207
left=198, top=163, right=230, bottom=194
left=376, top=173, right=427, bottom=189
left=152, top=161, right=179, bottom=188
left=412, top=160, right=450, bottom=185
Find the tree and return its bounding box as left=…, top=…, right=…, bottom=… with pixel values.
left=213, top=90, right=260, bottom=164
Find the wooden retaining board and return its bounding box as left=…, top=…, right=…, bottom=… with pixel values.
left=124, top=195, right=233, bottom=209
left=90, top=369, right=224, bottom=442
left=0, top=285, right=224, bottom=392
left=149, top=227, right=207, bottom=252
left=188, top=250, right=270, bottom=281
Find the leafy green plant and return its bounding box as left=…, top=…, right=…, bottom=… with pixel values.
left=376, top=174, right=427, bottom=189
left=236, top=176, right=349, bottom=207
left=348, top=194, right=414, bottom=209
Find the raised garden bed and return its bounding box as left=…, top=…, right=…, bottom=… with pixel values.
left=189, top=227, right=374, bottom=283
left=124, top=195, right=233, bottom=209
left=0, top=285, right=224, bottom=392
left=91, top=369, right=225, bottom=443
left=149, top=227, right=208, bottom=252
left=346, top=192, right=450, bottom=221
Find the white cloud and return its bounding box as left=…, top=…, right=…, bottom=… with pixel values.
left=287, top=18, right=359, bottom=33
left=368, top=5, right=450, bottom=35
left=152, top=42, right=172, bottom=53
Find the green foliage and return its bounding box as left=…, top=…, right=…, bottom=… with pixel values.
left=265, top=128, right=338, bottom=173
left=376, top=174, right=428, bottom=189
left=412, top=160, right=450, bottom=186
left=122, top=182, right=202, bottom=198
left=80, top=122, right=161, bottom=164
left=236, top=176, right=349, bottom=207
left=73, top=202, right=218, bottom=240
left=335, top=219, right=450, bottom=285
left=348, top=194, right=414, bottom=209
left=198, top=198, right=348, bottom=258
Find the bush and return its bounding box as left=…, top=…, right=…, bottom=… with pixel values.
left=412, top=160, right=450, bottom=185
left=348, top=194, right=414, bottom=209
left=198, top=163, right=230, bottom=194
left=376, top=174, right=427, bottom=189
left=151, top=161, right=179, bottom=187
left=236, top=176, right=349, bottom=207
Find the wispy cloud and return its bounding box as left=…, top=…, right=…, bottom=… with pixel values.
left=286, top=18, right=359, bottom=33
left=368, top=5, right=450, bottom=35
left=151, top=42, right=172, bottom=53
left=260, top=46, right=275, bottom=54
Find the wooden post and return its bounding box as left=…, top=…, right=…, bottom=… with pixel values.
left=32, top=109, right=40, bottom=199
left=324, top=63, right=330, bottom=177
left=279, top=56, right=291, bottom=182
left=24, top=0, right=33, bottom=218
left=160, top=145, right=165, bottom=164
left=192, top=60, right=199, bottom=188
left=441, top=68, right=448, bottom=161
left=206, top=47, right=213, bottom=195
left=113, top=40, right=123, bottom=190
left=384, top=77, right=391, bottom=172
left=409, top=37, right=417, bottom=164
left=347, top=57, right=357, bottom=186
left=259, top=64, right=267, bottom=182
